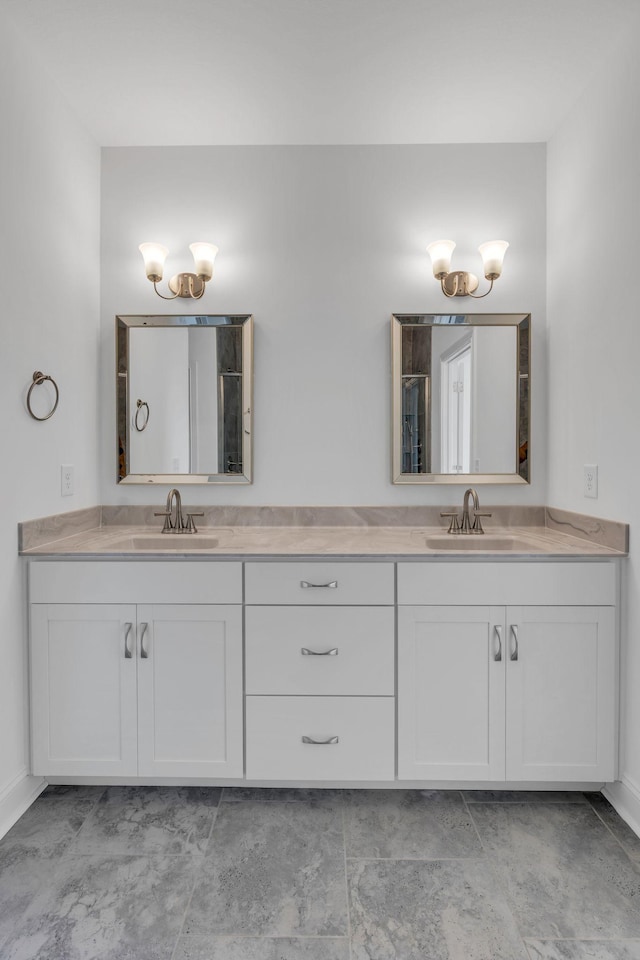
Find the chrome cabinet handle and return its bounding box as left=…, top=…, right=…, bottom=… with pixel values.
left=301, top=735, right=339, bottom=745
left=493, top=624, right=502, bottom=662
left=301, top=647, right=339, bottom=656
left=139, top=622, right=149, bottom=659
left=510, top=624, right=519, bottom=661
left=124, top=622, right=133, bottom=659
left=300, top=580, right=338, bottom=589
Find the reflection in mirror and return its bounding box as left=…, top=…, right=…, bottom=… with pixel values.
left=117, top=315, right=253, bottom=484
left=392, top=313, right=530, bottom=484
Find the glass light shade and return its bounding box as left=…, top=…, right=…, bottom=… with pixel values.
left=139, top=242, right=169, bottom=282
left=427, top=239, right=456, bottom=278
left=189, top=242, right=218, bottom=281
left=478, top=240, right=509, bottom=280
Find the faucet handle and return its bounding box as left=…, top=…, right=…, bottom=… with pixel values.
left=185, top=512, right=205, bottom=533
left=471, top=512, right=492, bottom=534
left=440, top=511, right=461, bottom=534
left=153, top=510, right=173, bottom=533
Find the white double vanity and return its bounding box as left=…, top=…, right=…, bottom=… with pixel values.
left=21, top=506, right=626, bottom=792
left=20, top=311, right=628, bottom=793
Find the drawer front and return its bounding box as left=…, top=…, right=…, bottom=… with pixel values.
left=246, top=606, right=395, bottom=695
left=245, top=562, right=394, bottom=605
left=398, top=561, right=617, bottom=607
left=29, top=561, right=242, bottom=604
left=246, top=696, right=395, bottom=781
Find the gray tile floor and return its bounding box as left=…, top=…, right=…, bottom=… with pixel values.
left=1, top=787, right=640, bottom=959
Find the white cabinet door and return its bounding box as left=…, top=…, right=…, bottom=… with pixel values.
left=31, top=604, right=138, bottom=776
left=398, top=606, right=506, bottom=781
left=505, top=606, right=616, bottom=782
left=137, top=605, right=243, bottom=778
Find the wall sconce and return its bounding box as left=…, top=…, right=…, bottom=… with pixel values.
left=139, top=242, right=218, bottom=300
left=427, top=239, right=509, bottom=298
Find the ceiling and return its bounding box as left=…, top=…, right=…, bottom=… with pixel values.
left=2, top=0, right=638, bottom=147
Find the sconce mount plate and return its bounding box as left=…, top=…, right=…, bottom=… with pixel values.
left=168, top=272, right=206, bottom=298
left=442, top=271, right=479, bottom=297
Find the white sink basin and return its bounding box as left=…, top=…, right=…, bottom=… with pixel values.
left=425, top=535, right=537, bottom=552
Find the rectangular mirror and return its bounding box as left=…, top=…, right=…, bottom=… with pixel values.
left=116, top=314, right=253, bottom=484
left=392, top=313, right=530, bottom=484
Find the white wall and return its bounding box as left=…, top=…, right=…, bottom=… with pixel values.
left=101, top=144, right=546, bottom=505
left=547, top=24, right=640, bottom=817
left=129, top=328, right=190, bottom=473
left=189, top=327, right=219, bottom=473
left=472, top=326, right=518, bottom=475
left=0, top=15, right=101, bottom=831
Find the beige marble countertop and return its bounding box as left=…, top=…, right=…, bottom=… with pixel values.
left=19, top=521, right=628, bottom=560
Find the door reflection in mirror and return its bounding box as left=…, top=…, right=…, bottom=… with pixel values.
left=439, top=332, right=472, bottom=474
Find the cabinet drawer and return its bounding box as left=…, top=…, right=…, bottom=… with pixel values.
left=246, top=696, right=395, bottom=781
left=245, top=562, right=394, bottom=605
left=29, top=561, right=242, bottom=604
left=246, top=606, right=394, bottom=695
left=398, top=561, right=617, bottom=607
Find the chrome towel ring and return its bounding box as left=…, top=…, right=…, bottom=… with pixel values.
left=134, top=399, right=150, bottom=432
left=26, top=371, right=59, bottom=421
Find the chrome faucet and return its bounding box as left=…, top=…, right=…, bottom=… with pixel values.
left=441, top=487, right=492, bottom=535
left=461, top=487, right=480, bottom=533
left=154, top=488, right=203, bottom=533
left=166, top=488, right=185, bottom=531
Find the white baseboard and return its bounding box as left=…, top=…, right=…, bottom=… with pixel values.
left=0, top=768, right=46, bottom=841
left=603, top=776, right=640, bottom=839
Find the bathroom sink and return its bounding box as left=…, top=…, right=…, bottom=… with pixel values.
left=424, top=535, right=537, bottom=552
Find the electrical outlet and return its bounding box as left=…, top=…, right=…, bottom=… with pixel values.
left=61, top=464, right=74, bottom=497
left=584, top=463, right=598, bottom=499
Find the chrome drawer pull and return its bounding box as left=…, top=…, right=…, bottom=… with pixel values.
left=493, top=624, right=502, bottom=662
left=510, top=624, right=519, bottom=661
left=139, top=622, right=149, bottom=659
left=124, top=622, right=133, bottom=659
left=302, top=735, right=339, bottom=745
left=301, top=647, right=339, bottom=656
left=300, top=580, right=338, bottom=589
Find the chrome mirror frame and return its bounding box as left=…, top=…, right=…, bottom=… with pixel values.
left=116, top=314, right=253, bottom=485
left=392, top=312, right=530, bottom=485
